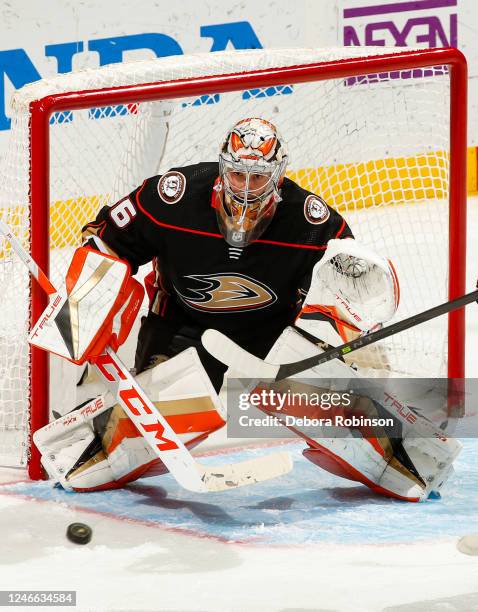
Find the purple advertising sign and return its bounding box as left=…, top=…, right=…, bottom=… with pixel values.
left=342, top=0, right=458, bottom=84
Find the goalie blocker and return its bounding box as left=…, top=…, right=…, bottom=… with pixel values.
left=29, top=246, right=144, bottom=364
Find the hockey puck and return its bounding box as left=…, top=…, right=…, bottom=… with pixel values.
left=66, top=523, right=92, bottom=545
left=457, top=535, right=478, bottom=556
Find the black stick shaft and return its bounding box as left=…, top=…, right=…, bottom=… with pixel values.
left=277, top=289, right=478, bottom=380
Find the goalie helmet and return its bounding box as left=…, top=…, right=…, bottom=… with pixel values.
left=214, top=117, right=288, bottom=247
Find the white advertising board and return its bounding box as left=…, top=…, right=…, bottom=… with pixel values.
left=0, top=0, right=475, bottom=159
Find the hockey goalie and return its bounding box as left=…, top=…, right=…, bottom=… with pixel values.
left=29, top=117, right=460, bottom=500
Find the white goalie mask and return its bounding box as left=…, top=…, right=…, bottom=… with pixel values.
left=214, top=118, right=288, bottom=247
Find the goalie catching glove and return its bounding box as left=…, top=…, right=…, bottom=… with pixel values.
left=297, top=239, right=400, bottom=347
left=29, top=247, right=144, bottom=363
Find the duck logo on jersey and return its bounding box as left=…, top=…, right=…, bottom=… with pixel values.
left=157, top=171, right=186, bottom=204
left=304, top=195, right=330, bottom=225
left=176, top=273, right=277, bottom=312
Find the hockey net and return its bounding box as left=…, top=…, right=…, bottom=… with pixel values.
left=0, top=47, right=467, bottom=476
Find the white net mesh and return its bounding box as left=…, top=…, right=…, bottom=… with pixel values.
left=0, top=48, right=460, bottom=468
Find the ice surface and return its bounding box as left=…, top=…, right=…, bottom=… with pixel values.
left=3, top=441, right=478, bottom=547
left=1, top=440, right=478, bottom=612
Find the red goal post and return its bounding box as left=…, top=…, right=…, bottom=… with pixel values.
left=0, top=47, right=467, bottom=479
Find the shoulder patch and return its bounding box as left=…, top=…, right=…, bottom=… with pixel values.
left=304, top=195, right=330, bottom=225
left=157, top=171, right=186, bottom=204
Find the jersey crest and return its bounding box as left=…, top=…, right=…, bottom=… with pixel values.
left=175, top=273, right=277, bottom=312
left=157, top=171, right=186, bottom=204
left=304, top=195, right=330, bottom=225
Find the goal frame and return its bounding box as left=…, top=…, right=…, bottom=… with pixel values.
left=27, top=47, right=467, bottom=479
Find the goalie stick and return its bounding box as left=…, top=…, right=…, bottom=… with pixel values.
left=202, top=288, right=478, bottom=380
left=0, top=219, right=292, bottom=492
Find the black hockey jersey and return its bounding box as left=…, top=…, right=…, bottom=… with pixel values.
left=84, top=162, right=353, bottom=340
